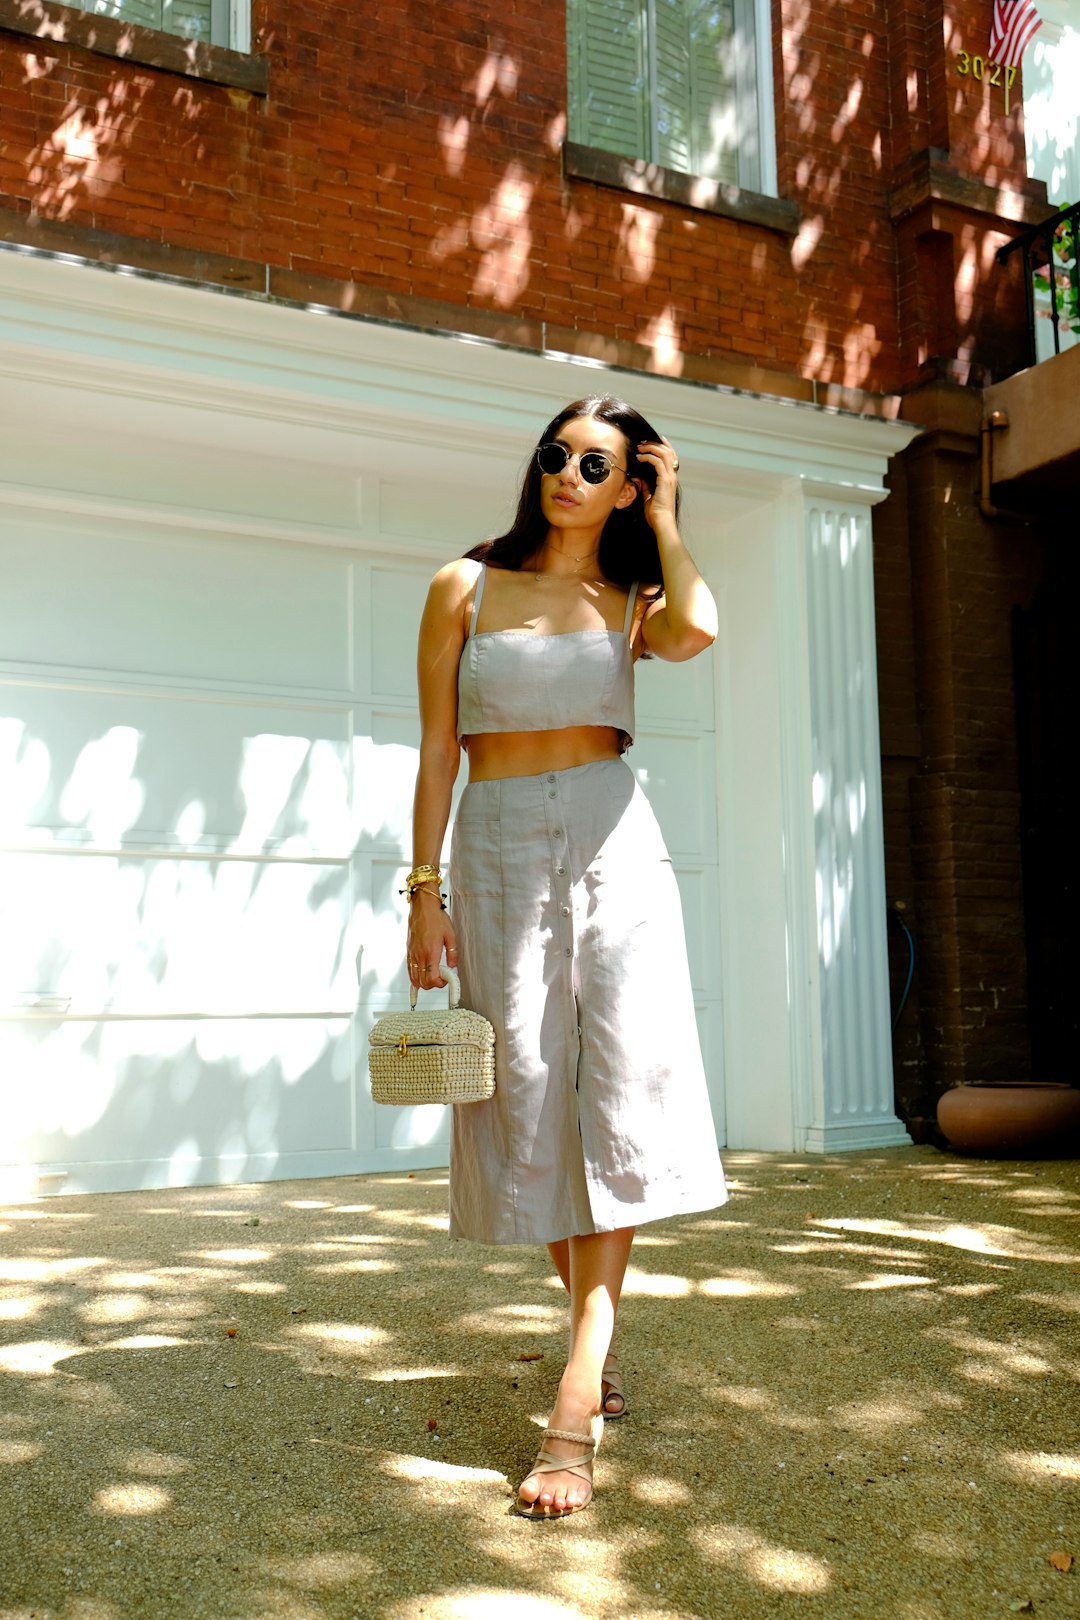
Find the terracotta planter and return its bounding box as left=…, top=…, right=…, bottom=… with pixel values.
left=937, top=1082, right=1080, bottom=1157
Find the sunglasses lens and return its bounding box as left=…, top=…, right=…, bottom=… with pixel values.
left=536, top=443, right=569, bottom=475
left=536, top=444, right=616, bottom=483
left=579, top=453, right=612, bottom=484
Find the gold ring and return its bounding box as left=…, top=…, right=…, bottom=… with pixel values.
left=673, top=458, right=680, bottom=471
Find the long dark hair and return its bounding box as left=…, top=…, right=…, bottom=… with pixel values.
left=464, top=396, right=676, bottom=587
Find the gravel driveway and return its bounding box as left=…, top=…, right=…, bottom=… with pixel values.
left=1, top=1145, right=1077, bottom=1619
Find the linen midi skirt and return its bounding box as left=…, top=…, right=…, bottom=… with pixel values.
left=448, top=757, right=728, bottom=1245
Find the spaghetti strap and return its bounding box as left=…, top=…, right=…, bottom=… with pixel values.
left=468, top=564, right=487, bottom=639
left=622, top=580, right=640, bottom=638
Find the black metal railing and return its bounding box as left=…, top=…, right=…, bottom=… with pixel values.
left=998, top=199, right=1080, bottom=367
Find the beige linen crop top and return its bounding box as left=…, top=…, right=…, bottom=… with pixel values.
left=457, top=565, right=639, bottom=750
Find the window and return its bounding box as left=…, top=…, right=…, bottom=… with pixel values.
left=66, top=0, right=246, bottom=50
left=567, top=0, right=764, bottom=192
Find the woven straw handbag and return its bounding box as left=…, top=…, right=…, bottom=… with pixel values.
left=368, top=969, right=495, bottom=1106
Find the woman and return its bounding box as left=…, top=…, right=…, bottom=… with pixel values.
left=405, top=395, right=727, bottom=1518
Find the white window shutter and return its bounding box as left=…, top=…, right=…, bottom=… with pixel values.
left=650, top=0, right=739, bottom=181
left=653, top=0, right=693, bottom=173
left=567, top=0, right=650, bottom=162
left=687, top=0, right=738, bottom=183
left=84, top=0, right=220, bottom=43
left=90, top=0, right=159, bottom=27
left=163, top=0, right=214, bottom=40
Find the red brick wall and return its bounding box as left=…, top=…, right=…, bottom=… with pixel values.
left=874, top=384, right=1050, bottom=1119
left=0, top=0, right=1040, bottom=394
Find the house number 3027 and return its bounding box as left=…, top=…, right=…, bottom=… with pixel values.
left=956, top=52, right=1017, bottom=86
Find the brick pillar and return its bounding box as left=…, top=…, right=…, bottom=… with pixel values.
left=884, top=0, right=1052, bottom=390
left=879, top=380, right=1047, bottom=1110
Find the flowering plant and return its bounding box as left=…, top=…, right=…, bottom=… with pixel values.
left=1034, top=214, right=1078, bottom=333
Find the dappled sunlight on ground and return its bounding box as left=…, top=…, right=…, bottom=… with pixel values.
left=1001, top=1450, right=1080, bottom=1482
left=0, top=1146, right=1076, bottom=1617
left=812, top=1215, right=1080, bottom=1264
left=288, top=1321, right=389, bottom=1357
left=93, top=1480, right=172, bottom=1515
left=690, top=1522, right=831, bottom=1594
left=385, top=1593, right=600, bottom=1620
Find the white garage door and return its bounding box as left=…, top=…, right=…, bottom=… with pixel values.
left=1, top=251, right=917, bottom=1175
left=1, top=506, right=373, bottom=1193
left=0, top=501, right=724, bottom=1196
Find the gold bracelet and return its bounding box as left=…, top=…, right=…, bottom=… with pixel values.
left=402, top=864, right=447, bottom=909
left=404, top=864, right=442, bottom=897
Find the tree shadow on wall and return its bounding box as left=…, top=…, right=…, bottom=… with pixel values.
left=1, top=677, right=429, bottom=1194
left=4, top=0, right=1041, bottom=394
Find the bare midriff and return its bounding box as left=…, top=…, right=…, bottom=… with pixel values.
left=463, top=724, right=622, bottom=782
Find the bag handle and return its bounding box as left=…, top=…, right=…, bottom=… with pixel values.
left=408, top=964, right=461, bottom=1011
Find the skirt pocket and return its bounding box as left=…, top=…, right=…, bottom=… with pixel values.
left=449, top=812, right=503, bottom=901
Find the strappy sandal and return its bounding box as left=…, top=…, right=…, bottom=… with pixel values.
left=514, top=1415, right=603, bottom=1519
left=601, top=1349, right=627, bottom=1419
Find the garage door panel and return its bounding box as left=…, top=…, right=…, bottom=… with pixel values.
left=378, top=481, right=502, bottom=548
left=8, top=425, right=362, bottom=530
left=373, top=1100, right=451, bottom=1152
left=3, top=1015, right=353, bottom=1175
left=351, top=713, right=465, bottom=855
left=695, top=1001, right=726, bottom=1144
left=636, top=649, right=715, bottom=728
left=358, top=855, right=412, bottom=1002
left=674, top=864, right=720, bottom=998
left=632, top=732, right=715, bottom=858
left=0, top=853, right=354, bottom=1015
left=370, top=565, right=432, bottom=701
left=352, top=715, right=419, bottom=851
left=0, top=687, right=353, bottom=853
left=1, top=519, right=353, bottom=692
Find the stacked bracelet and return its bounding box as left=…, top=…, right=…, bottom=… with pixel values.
left=404, top=863, right=442, bottom=896
left=401, top=864, right=447, bottom=911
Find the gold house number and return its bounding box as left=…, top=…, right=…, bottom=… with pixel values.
left=956, top=51, right=1018, bottom=111
left=956, top=52, right=1017, bottom=86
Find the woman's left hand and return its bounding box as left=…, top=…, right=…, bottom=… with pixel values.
left=635, top=437, right=680, bottom=531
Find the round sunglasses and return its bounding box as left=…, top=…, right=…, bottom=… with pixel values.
left=535, top=442, right=628, bottom=485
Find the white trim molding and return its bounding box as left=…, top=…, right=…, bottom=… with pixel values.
left=797, top=493, right=911, bottom=1151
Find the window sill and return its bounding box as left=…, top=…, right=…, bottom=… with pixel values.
left=0, top=0, right=268, bottom=93
left=563, top=141, right=799, bottom=236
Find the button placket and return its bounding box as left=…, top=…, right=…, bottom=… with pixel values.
left=544, top=773, right=575, bottom=984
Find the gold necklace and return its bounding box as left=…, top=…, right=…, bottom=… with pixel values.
left=533, top=543, right=600, bottom=583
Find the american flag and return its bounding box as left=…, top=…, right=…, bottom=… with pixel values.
left=988, top=0, right=1043, bottom=66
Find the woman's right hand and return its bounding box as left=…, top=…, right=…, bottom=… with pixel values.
left=407, top=891, right=459, bottom=991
